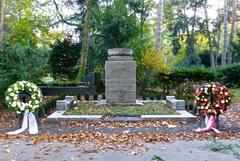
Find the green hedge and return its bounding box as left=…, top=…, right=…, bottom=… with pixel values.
left=216, top=64, right=240, bottom=88
left=170, top=66, right=217, bottom=83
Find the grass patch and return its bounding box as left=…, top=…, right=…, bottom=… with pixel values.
left=230, top=88, right=240, bottom=103
left=65, top=102, right=177, bottom=117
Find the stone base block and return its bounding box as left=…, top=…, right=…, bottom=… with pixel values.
left=65, top=96, right=76, bottom=102
left=166, top=96, right=175, bottom=100
left=56, top=100, right=69, bottom=110
left=166, top=99, right=185, bottom=110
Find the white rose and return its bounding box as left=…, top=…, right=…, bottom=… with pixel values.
left=5, top=96, right=9, bottom=101
left=20, top=106, right=25, bottom=111
left=35, top=100, right=39, bottom=104
left=224, top=92, right=228, bottom=96
left=215, top=104, right=219, bottom=107
left=13, top=96, right=18, bottom=100
left=12, top=102, right=17, bottom=107
left=10, top=93, right=15, bottom=97
left=14, top=86, right=18, bottom=90
left=17, top=102, right=21, bottom=107
left=7, top=88, right=12, bottom=92
left=221, top=100, right=225, bottom=104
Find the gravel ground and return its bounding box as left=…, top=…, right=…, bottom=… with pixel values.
left=0, top=139, right=239, bottom=161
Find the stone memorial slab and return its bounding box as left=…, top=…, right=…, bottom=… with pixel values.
left=105, top=48, right=136, bottom=105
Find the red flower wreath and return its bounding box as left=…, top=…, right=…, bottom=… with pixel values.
left=194, top=82, right=231, bottom=115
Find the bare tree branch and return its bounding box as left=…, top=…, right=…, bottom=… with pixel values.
left=51, top=0, right=79, bottom=27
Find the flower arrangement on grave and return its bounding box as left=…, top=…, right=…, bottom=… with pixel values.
left=194, top=82, right=231, bottom=133
left=5, top=81, right=43, bottom=135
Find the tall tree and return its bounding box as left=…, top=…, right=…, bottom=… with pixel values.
left=227, top=0, right=237, bottom=64
left=156, top=0, right=163, bottom=50
left=79, top=0, right=91, bottom=76
left=215, top=1, right=222, bottom=64
left=221, top=0, right=228, bottom=65
left=203, top=0, right=215, bottom=67
left=0, top=0, right=5, bottom=45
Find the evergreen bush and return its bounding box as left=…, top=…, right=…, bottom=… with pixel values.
left=49, top=36, right=81, bottom=80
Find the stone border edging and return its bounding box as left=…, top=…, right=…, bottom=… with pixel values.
left=47, top=110, right=196, bottom=122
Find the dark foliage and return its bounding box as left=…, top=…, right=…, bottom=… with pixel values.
left=216, top=64, right=240, bottom=88
left=49, top=36, right=81, bottom=79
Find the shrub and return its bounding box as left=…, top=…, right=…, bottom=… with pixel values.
left=216, top=64, right=240, bottom=88
left=49, top=36, right=81, bottom=80
left=171, top=66, right=216, bottom=83
left=0, top=44, right=50, bottom=99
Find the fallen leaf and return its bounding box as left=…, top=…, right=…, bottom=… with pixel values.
left=4, top=149, right=11, bottom=153
left=167, top=124, right=177, bottom=128
left=2, top=144, right=9, bottom=148
left=129, top=151, right=138, bottom=156
left=123, top=130, right=130, bottom=134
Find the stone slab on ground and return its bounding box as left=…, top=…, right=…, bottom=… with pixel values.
left=0, top=139, right=239, bottom=161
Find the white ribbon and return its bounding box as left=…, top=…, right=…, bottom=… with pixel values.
left=195, top=115, right=221, bottom=133
left=7, top=112, right=38, bottom=135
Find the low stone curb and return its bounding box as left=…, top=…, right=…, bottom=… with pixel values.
left=47, top=110, right=196, bottom=122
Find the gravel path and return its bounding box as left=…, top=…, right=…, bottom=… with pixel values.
left=0, top=139, right=239, bottom=161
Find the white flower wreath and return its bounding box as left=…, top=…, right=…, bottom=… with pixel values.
left=5, top=81, right=43, bottom=114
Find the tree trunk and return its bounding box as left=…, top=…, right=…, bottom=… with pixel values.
left=203, top=1, right=215, bottom=67
left=215, top=0, right=221, bottom=65
left=155, top=0, right=163, bottom=50
left=79, top=0, right=90, bottom=76
left=216, top=20, right=221, bottom=65
left=221, top=0, right=228, bottom=65
left=0, top=0, right=5, bottom=46
left=227, top=0, right=237, bottom=64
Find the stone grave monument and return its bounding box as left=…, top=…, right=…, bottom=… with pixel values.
left=105, top=48, right=136, bottom=105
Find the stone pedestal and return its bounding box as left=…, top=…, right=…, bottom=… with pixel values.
left=105, top=48, right=136, bottom=104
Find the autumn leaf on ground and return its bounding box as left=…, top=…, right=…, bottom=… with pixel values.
left=162, top=121, right=177, bottom=128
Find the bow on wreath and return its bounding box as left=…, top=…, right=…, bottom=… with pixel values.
left=7, top=112, right=38, bottom=135
left=195, top=115, right=220, bottom=133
